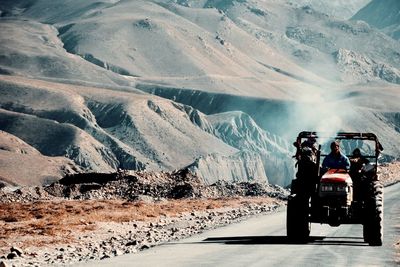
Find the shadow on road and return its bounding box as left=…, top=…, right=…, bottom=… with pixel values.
left=200, top=236, right=368, bottom=246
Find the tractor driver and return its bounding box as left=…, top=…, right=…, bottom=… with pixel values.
left=322, top=141, right=350, bottom=172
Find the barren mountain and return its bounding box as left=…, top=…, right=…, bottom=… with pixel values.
left=288, top=0, right=371, bottom=20
left=0, top=19, right=128, bottom=87
left=0, top=0, right=399, bottom=186
left=0, top=75, right=250, bottom=184
left=0, top=130, right=79, bottom=186
left=352, top=0, right=400, bottom=40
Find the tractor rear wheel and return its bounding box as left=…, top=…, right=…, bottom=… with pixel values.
left=287, top=196, right=310, bottom=242
left=362, top=223, right=370, bottom=243
left=364, top=181, right=383, bottom=246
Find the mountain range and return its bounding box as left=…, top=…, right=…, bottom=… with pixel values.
left=352, top=0, right=400, bottom=40
left=0, top=0, right=399, bottom=186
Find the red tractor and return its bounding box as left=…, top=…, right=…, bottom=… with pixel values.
left=287, top=132, right=384, bottom=246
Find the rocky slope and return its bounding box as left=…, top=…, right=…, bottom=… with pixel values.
left=206, top=111, right=294, bottom=185
left=186, top=151, right=269, bottom=184
left=288, top=0, right=370, bottom=20
left=334, top=48, right=400, bottom=84
left=0, top=130, right=79, bottom=186
left=0, top=19, right=128, bottom=86
left=1, top=75, right=255, bottom=185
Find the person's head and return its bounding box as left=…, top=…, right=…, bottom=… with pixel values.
left=308, top=137, right=316, bottom=144
left=352, top=148, right=361, bottom=157
left=330, top=141, right=340, bottom=154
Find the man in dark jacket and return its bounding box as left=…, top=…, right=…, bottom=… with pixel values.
left=349, top=148, right=370, bottom=177
left=322, top=141, right=350, bottom=171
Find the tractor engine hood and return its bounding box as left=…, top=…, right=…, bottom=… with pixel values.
left=319, top=169, right=353, bottom=204
left=321, top=169, right=352, bottom=185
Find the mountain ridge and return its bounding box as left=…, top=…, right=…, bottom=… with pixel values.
left=352, top=0, right=400, bottom=40
left=0, top=0, right=399, bottom=186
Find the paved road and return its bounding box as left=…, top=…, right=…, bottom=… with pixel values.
left=80, top=183, right=399, bottom=267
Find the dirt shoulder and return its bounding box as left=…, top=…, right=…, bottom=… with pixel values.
left=0, top=197, right=282, bottom=266
left=0, top=170, right=286, bottom=266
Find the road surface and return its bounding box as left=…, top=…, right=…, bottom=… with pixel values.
left=79, top=183, right=399, bottom=267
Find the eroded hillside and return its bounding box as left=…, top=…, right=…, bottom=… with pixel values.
left=0, top=0, right=399, bottom=187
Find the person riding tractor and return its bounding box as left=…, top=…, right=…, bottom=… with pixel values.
left=287, top=132, right=384, bottom=246
left=321, top=141, right=350, bottom=173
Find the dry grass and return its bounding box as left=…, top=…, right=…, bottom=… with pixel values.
left=0, top=197, right=278, bottom=254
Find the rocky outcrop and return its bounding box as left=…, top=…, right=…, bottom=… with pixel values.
left=205, top=111, right=295, bottom=186
left=186, top=151, right=269, bottom=184
left=0, top=170, right=288, bottom=202
left=333, top=48, right=400, bottom=84
left=208, top=111, right=290, bottom=154
left=286, top=26, right=337, bottom=53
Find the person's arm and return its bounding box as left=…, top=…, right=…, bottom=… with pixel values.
left=362, top=156, right=370, bottom=165
left=322, top=155, right=331, bottom=172
left=344, top=155, right=351, bottom=170
left=322, top=156, right=327, bottom=169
